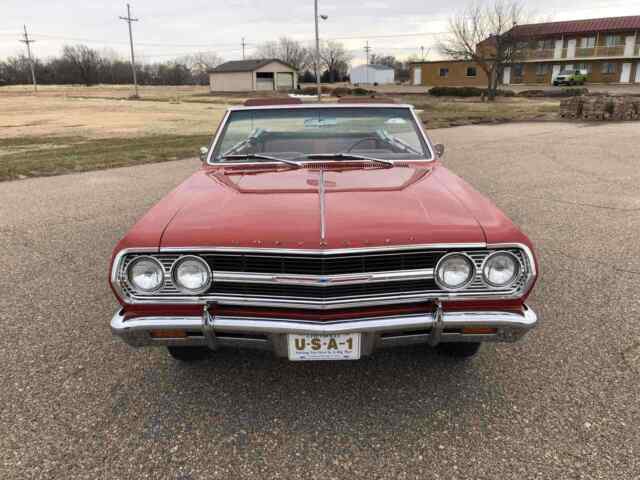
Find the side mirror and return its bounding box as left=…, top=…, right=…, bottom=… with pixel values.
left=199, top=146, right=209, bottom=163
left=434, top=144, right=445, bottom=158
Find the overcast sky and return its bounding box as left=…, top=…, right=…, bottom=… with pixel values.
left=1, top=0, right=637, bottom=64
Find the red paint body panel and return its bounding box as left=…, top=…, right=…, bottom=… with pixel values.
left=158, top=163, right=488, bottom=249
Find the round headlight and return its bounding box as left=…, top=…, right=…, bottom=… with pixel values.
left=172, top=256, right=211, bottom=294
left=435, top=253, right=475, bottom=290
left=482, top=251, right=520, bottom=287
left=127, top=256, right=164, bottom=293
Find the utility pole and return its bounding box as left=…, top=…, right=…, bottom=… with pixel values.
left=119, top=3, right=139, bottom=98
left=241, top=37, right=246, bottom=60
left=421, top=45, right=425, bottom=61
left=314, top=0, right=321, bottom=102
left=364, top=41, right=371, bottom=84
left=20, top=25, right=37, bottom=92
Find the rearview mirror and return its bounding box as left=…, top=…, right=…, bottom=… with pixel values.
left=434, top=144, right=445, bottom=158
left=199, top=146, right=209, bottom=163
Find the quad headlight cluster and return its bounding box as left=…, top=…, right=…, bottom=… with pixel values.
left=435, top=251, right=521, bottom=292
left=126, top=255, right=212, bottom=295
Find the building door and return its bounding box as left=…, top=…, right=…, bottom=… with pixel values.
left=624, top=36, right=635, bottom=57
left=552, top=65, right=561, bottom=83
left=636, top=62, right=640, bottom=83
left=620, top=63, right=632, bottom=83
left=566, top=39, right=577, bottom=58
left=502, top=66, right=511, bottom=85
left=413, top=67, right=422, bottom=85
left=553, top=39, right=563, bottom=59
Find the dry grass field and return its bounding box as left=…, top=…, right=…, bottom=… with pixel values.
left=0, top=84, right=560, bottom=181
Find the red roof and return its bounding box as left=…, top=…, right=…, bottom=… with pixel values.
left=512, top=15, right=640, bottom=37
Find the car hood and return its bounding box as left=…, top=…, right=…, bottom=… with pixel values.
left=152, top=163, right=490, bottom=250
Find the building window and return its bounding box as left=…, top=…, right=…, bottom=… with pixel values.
left=535, top=64, right=548, bottom=75
left=537, top=39, right=554, bottom=50
left=601, top=62, right=617, bottom=74
left=466, top=67, right=477, bottom=77
left=605, top=35, right=621, bottom=47
left=576, top=63, right=592, bottom=73
left=439, top=68, right=449, bottom=77
left=513, top=64, right=524, bottom=77
left=580, top=37, right=596, bottom=48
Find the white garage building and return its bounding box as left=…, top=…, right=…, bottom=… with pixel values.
left=350, top=64, right=395, bottom=85
left=209, top=59, right=298, bottom=92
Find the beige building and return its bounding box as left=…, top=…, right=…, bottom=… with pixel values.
left=208, top=59, right=298, bottom=92
left=412, top=15, right=640, bottom=87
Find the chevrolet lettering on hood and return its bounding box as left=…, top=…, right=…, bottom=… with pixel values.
left=110, top=99, right=538, bottom=362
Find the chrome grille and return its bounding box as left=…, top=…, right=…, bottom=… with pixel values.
left=114, top=246, right=535, bottom=309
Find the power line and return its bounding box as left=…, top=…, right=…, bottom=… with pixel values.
left=28, top=33, right=255, bottom=49
left=19, top=25, right=37, bottom=92
left=119, top=3, right=139, bottom=98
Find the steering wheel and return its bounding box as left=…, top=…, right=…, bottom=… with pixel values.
left=344, top=137, right=380, bottom=153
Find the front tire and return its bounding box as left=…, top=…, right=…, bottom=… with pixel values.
left=167, top=346, right=210, bottom=362
left=437, top=342, right=482, bottom=358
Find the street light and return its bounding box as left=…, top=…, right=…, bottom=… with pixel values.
left=314, top=1, right=328, bottom=102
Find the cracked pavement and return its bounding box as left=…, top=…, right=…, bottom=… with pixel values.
left=1, top=121, right=639, bottom=479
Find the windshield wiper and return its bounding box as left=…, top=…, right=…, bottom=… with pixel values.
left=220, top=153, right=303, bottom=168
left=376, top=128, right=422, bottom=156
left=302, top=152, right=394, bottom=168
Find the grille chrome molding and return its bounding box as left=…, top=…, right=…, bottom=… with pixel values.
left=111, top=244, right=536, bottom=309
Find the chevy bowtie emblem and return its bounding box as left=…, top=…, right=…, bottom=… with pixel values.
left=273, top=273, right=373, bottom=286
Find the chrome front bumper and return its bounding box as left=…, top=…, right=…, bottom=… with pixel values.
left=111, top=304, right=538, bottom=357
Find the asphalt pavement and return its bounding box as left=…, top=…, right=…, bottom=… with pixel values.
left=1, top=121, right=639, bottom=479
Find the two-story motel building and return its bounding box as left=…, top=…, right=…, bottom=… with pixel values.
left=412, top=15, right=640, bottom=86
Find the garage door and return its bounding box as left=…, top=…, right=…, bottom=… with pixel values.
left=277, top=72, right=294, bottom=90
left=256, top=72, right=274, bottom=91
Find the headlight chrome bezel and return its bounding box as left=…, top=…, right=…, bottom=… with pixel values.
left=171, top=255, right=212, bottom=295
left=481, top=250, right=521, bottom=288
left=434, top=252, right=476, bottom=291
left=126, top=255, right=165, bottom=294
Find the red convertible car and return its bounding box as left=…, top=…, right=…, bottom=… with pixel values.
left=110, top=99, right=538, bottom=362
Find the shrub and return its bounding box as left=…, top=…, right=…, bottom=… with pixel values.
left=299, top=85, right=334, bottom=95
left=332, top=87, right=353, bottom=97
left=352, top=87, right=373, bottom=96
left=429, top=86, right=485, bottom=97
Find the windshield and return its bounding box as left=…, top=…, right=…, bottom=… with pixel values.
left=212, top=107, right=431, bottom=162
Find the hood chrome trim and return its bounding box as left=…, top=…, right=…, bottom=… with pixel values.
left=319, top=168, right=326, bottom=241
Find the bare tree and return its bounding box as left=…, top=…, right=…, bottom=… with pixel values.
left=319, top=40, right=352, bottom=82
left=62, top=45, right=102, bottom=85
left=439, top=0, right=528, bottom=100
left=178, top=52, right=223, bottom=85
left=254, top=37, right=311, bottom=74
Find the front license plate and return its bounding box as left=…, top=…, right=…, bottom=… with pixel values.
left=287, top=333, right=361, bottom=361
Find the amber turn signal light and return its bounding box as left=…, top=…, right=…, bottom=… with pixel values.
left=462, top=326, right=497, bottom=335
left=150, top=330, right=187, bottom=338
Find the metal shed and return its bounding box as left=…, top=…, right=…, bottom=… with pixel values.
left=208, top=59, right=298, bottom=92
left=350, top=64, right=395, bottom=85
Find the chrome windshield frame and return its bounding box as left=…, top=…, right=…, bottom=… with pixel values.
left=205, top=103, right=435, bottom=167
